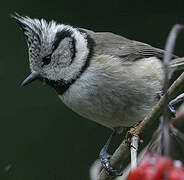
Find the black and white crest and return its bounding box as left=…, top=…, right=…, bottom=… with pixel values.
left=12, top=13, right=61, bottom=59
left=13, top=14, right=43, bottom=52
left=13, top=13, right=95, bottom=95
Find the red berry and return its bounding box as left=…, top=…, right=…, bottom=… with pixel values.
left=154, top=156, right=173, bottom=177
left=142, top=167, right=161, bottom=180
left=168, top=166, right=184, bottom=180
left=128, top=153, right=184, bottom=180
left=128, top=169, right=142, bottom=180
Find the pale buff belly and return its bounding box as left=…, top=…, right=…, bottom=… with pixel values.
left=59, top=57, right=163, bottom=132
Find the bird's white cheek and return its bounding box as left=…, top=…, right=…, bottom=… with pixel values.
left=41, top=66, right=60, bottom=81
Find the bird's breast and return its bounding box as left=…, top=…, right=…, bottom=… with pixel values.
left=59, top=56, right=164, bottom=131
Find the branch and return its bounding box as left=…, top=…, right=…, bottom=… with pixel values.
left=98, top=64, right=184, bottom=180
left=98, top=24, right=184, bottom=179
left=90, top=159, right=102, bottom=180
left=98, top=66, right=184, bottom=180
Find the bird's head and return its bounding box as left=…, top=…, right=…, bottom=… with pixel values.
left=13, top=14, right=94, bottom=94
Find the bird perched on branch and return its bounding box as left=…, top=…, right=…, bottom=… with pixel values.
left=12, top=14, right=184, bottom=176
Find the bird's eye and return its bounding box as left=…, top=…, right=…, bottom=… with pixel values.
left=42, top=54, right=51, bottom=66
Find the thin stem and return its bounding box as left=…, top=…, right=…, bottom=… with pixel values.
left=130, top=135, right=139, bottom=170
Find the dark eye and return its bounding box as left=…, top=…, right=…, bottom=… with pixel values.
left=42, top=54, right=51, bottom=66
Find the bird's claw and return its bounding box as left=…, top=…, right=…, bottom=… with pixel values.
left=100, top=153, right=122, bottom=176
left=99, top=131, right=123, bottom=177
left=156, top=91, right=176, bottom=117
left=168, top=103, right=176, bottom=117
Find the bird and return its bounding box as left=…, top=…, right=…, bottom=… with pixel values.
left=12, top=14, right=184, bottom=176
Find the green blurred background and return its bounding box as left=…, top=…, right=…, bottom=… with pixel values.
left=1, top=0, right=184, bottom=179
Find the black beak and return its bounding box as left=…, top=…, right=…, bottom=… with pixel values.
left=21, top=72, right=40, bottom=87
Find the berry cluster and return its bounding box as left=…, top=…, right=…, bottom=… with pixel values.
left=128, top=153, right=184, bottom=180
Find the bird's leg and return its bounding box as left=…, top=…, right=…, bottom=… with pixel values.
left=156, top=91, right=176, bottom=117
left=99, top=130, right=123, bottom=176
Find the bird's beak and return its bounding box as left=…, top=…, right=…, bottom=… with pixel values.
left=21, top=71, right=40, bottom=87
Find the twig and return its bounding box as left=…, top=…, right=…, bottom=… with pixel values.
left=115, top=147, right=148, bottom=180
left=162, top=24, right=184, bottom=157
left=130, top=135, right=139, bottom=170
left=98, top=26, right=184, bottom=180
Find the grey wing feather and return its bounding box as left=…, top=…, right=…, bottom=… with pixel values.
left=81, top=28, right=178, bottom=61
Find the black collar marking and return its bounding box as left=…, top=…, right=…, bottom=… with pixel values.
left=44, top=29, right=95, bottom=95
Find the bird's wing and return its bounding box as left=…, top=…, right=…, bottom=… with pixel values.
left=81, top=28, right=178, bottom=61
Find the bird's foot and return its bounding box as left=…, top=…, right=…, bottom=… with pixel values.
left=156, top=91, right=164, bottom=100
left=100, top=152, right=122, bottom=176
left=168, top=103, right=176, bottom=117
left=99, top=131, right=123, bottom=176
left=156, top=91, right=176, bottom=117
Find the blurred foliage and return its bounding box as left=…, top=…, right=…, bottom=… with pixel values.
left=0, top=0, right=184, bottom=179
